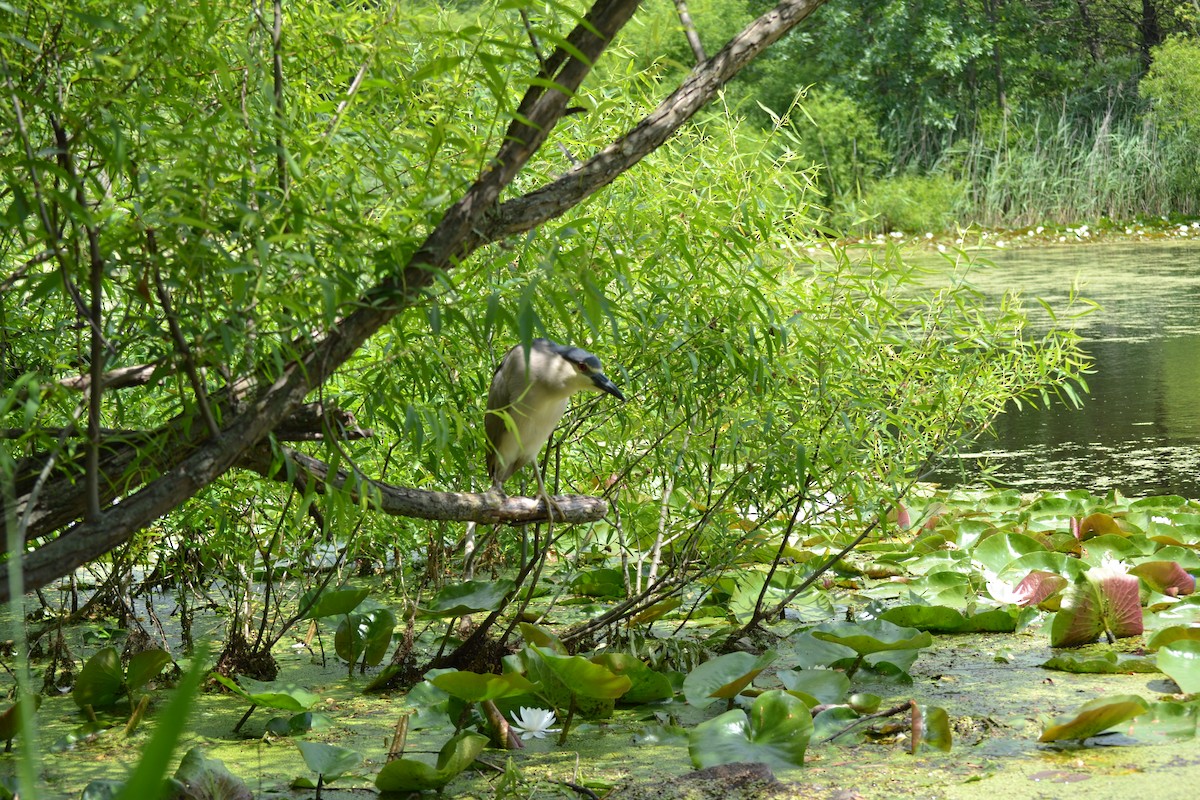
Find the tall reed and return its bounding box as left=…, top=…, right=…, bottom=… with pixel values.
left=942, top=108, right=1199, bottom=227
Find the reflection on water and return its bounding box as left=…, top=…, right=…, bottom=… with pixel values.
left=931, top=243, right=1200, bottom=499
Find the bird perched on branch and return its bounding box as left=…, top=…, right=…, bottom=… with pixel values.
left=485, top=338, right=626, bottom=498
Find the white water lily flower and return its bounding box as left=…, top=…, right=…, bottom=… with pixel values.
left=510, top=707, right=559, bottom=740
left=1087, top=552, right=1130, bottom=582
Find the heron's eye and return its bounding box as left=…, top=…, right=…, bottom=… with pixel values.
left=573, top=362, right=589, bottom=373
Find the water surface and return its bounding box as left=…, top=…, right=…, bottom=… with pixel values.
left=931, top=242, right=1200, bottom=499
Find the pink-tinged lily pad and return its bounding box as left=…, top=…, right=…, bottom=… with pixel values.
left=1050, top=566, right=1144, bottom=648
left=1129, top=561, right=1196, bottom=597
left=1157, top=640, right=1200, bottom=693
left=911, top=704, right=953, bottom=753
left=1038, top=694, right=1150, bottom=743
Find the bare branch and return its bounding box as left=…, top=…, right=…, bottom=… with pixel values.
left=674, top=0, right=707, bottom=63
left=238, top=445, right=609, bottom=525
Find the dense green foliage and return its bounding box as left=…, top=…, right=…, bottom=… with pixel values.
left=0, top=0, right=1098, bottom=790
left=624, top=0, right=1200, bottom=228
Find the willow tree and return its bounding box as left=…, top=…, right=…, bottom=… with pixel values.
left=0, top=0, right=1084, bottom=622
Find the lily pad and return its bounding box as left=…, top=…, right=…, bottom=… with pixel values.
left=296, top=740, right=362, bottom=782
left=73, top=648, right=124, bottom=710
left=172, top=747, right=252, bottom=800
left=374, top=731, right=487, bottom=793
left=1129, top=561, right=1196, bottom=597
left=683, top=651, right=778, bottom=708
left=1157, top=640, right=1200, bottom=693
left=212, top=675, right=319, bottom=712
left=810, top=620, right=934, bottom=656
left=335, top=607, right=396, bottom=667
left=776, top=669, right=850, bottom=705
left=688, top=690, right=813, bottom=770
left=1049, top=566, right=1143, bottom=648
left=879, top=605, right=1019, bottom=633
left=299, top=584, right=369, bottom=619
left=1040, top=650, right=1159, bottom=674
left=126, top=649, right=172, bottom=695
left=420, top=579, right=516, bottom=617
left=1038, top=694, right=1150, bottom=743
left=912, top=704, right=953, bottom=752
left=430, top=670, right=536, bottom=702
left=590, top=653, right=675, bottom=704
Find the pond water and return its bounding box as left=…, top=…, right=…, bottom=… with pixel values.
left=929, top=242, right=1200, bottom=500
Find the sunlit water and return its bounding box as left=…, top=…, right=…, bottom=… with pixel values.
left=928, top=242, right=1200, bottom=500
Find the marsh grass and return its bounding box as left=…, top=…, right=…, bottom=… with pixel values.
left=944, top=109, right=1200, bottom=228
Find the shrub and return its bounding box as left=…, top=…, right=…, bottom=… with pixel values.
left=846, top=172, right=966, bottom=235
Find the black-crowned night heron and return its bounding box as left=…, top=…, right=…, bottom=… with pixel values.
left=485, top=338, right=626, bottom=498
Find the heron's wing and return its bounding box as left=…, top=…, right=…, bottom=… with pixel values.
left=484, top=349, right=517, bottom=480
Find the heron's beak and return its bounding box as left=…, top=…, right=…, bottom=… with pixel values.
left=592, top=372, right=626, bottom=402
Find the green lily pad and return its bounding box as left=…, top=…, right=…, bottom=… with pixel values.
left=518, top=622, right=567, bottom=654
left=812, top=706, right=863, bottom=743
left=172, top=747, right=252, bottom=800
left=73, top=648, right=124, bottom=710
left=912, top=704, right=953, bottom=752
left=1157, top=640, right=1200, bottom=693
left=212, top=675, right=319, bottom=712
left=810, top=620, right=934, bottom=656
left=420, top=579, right=516, bottom=617
left=296, top=740, right=362, bottom=781
left=571, top=568, right=627, bottom=598
left=126, top=649, right=172, bottom=695
left=430, top=670, right=536, bottom=702
left=1147, top=625, right=1200, bottom=650
left=688, top=690, right=813, bottom=770
left=1038, top=694, right=1150, bottom=743
left=972, top=533, right=1047, bottom=575
left=683, top=651, right=778, bottom=708
left=590, top=653, right=675, bottom=704
left=266, top=711, right=334, bottom=737
left=335, top=607, right=396, bottom=667
left=0, top=696, right=41, bottom=743
left=1041, top=650, right=1159, bottom=674
left=299, top=584, right=369, bottom=619
left=879, top=605, right=1019, bottom=633
left=777, top=669, right=850, bottom=705
left=374, top=731, right=488, bottom=793
left=1128, top=701, right=1200, bottom=741
left=529, top=646, right=633, bottom=702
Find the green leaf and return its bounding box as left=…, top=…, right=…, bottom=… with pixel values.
left=171, top=747, right=252, bottom=800
left=531, top=647, right=633, bottom=701
left=912, top=704, right=953, bottom=752
left=1041, top=651, right=1159, bottom=674
left=0, top=696, right=41, bottom=742
left=777, top=669, right=850, bottom=705
left=73, top=648, right=124, bottom=710
left=1157, top=640, right=1200, bottom=693
left=683, top=651, right=778, bottom=708
left=430, top=670, right=536, bottom=702
left=374, top=731, right=488, bottom=792
left=126, top=649, right=172, bottom=694
left=810, top=620, right=934, bottom=656
left=213, top=675, right=319, bottom=712
left=1038, top=695, right=1150, bottom=743
left=420, top=580, right=516, bottom=617
left=688, top=690, right=813, bottom=770
left=296, top=741, right=362, bottom=780
left=335, top=608, right=396, bottom=666
left=590, top=653, right=675, bottom=704
left=299, top=585, right=369, bottom=619
left=265, top=712, right=334, bottom=737
left=113, top=646, right=209, bottom=800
